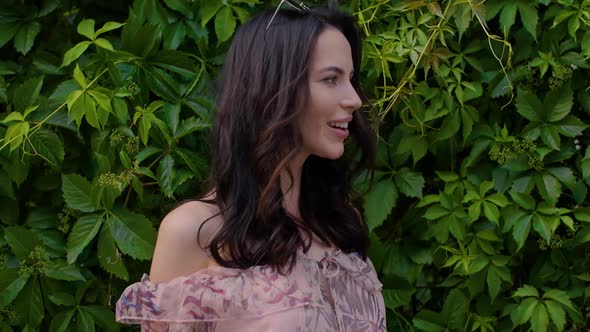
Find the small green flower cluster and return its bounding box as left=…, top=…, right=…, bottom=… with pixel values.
left=517, top=67, right=541, bottom=92
left=57, top=207, right=75, bottom=234
left=0, top=246, right=10, bottom=271
left=97, top=163, right=140, bottom=190
left=125, top=81, right=141, bottom=97
left=97, top=172, right=122, bottom=190
left=124, top=136, right=139, bottom=155
left=0, top=305, right=17, bottom=323
left=548, top=65, right=573, bottom=90
left=18, top=245, right=49, bottom=276
left=537, top=234, right=564, bottom=250
left=489, top=138, right=542, bottom=170
left=109, top=131, right=125, bottom=146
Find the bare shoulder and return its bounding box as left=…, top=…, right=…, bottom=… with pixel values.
left=149, top=200, right=223, bottom=283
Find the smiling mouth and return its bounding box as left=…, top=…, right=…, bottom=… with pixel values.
left=328, top=121, right=348, bottom=130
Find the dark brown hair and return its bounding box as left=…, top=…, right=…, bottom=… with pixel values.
left=199, top=6, right=376, bottom=271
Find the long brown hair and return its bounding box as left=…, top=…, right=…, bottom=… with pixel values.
left=200, top=6, right=376, bottom=271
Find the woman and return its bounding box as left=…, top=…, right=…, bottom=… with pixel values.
left=116, top=3, right=386, bottom=331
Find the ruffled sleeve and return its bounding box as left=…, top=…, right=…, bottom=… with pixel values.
left=323, top=251, right=383, bottom=293
left=116, top=264, right=323, bottom=326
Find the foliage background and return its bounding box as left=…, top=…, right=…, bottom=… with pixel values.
left=0, top=0, right=589, bottom=331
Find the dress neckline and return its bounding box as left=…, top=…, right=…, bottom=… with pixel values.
left=297, top=243, right=342, bottom=262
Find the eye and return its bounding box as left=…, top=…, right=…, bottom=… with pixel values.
left=323, top=76, right=338, bottom=85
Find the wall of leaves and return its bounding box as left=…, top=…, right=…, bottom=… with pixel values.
left=0, top=0, right=589, bottom=331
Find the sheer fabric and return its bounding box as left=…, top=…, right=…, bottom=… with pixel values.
left=116, top=247, right=386, bottom=331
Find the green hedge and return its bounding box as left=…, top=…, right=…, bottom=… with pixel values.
left=0, top=0, right=588, bottom=331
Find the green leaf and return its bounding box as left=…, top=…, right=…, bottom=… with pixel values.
left=94, top=38, right=113, bottom=51
left=13, top=76, right=43, bottom=113
left=82, top=305, right=120, bottom=332
left=94, top=21, right=125, bottom=37
left=413, top=310, right=445, bottom=332
left=4, top=226, right=40, bottom=261
left=424, top=205, right=450, bottom=220
left=169, top=0, right=196, bottom=12
left=28, top=129, right=65, bottom=167
left=48, top=292, right=75, bottom=306
left=76, top=308, right=95, bottom=332
left=499, top=2, right=517, bottom=36
left=394, top=168, right=424, bottom=198
left=517, top=2, right=538, bottom=39
left=530, top=303, right=549, bottom=332
left=441, top=288, right=468, bottom=329
left=0, top=76, right=6, bottom=103
left=545, top=87, right=573, bottom=122
left=200, top=2, right=224, bottom=26
left=486, top=264, right=503, bottom=301
left=49, top=309, right=75, bottom=332
left=77, top=19, right=95, bottom=40
left=14, top=275, right=43, bottom=327
left=510, top=191, right=535, bottom=210
left=135, top=147, right=163, bottom=163
left=514, top=284, right=540, bottom=298
left=574, top=207, right=590, bottom=222
left=112, top=97, right=128, bottom=123
left=543, top=289, right=575, bottom=311
left=555, top=115, right=587, bottom=137
left=163, top=21, right=186, bottom=50
left=0, top=22, right=19, bottom=48
left=0, top=169, right=15, bottom=200
left=533, top=214, right=552, bottom=244
left=0, top=268, right=30, bottom=308
left=98, top=223, right=129, bottom=280
left=513, top=214, right=532, bottom=251
left=516, top=90, right=542, bottom=122
left=383, top=288, right=414, bottom=309
left=512, top=297, right=539, bottom=326
left=536, top=173, right=561, bottom=203
left=33, top=229, right=66, bottom=258
left=363, top=179, right=398, bottom=231
left=67, top=214, right=104, bottom=263
left=3, top=121, right=29, bottom=151
left=149, top=50, right=197, bottom=77
left=486, top=192, right=508, bottom=206
left=109, top=209, right=156, bottom=260
left=25, top=209, right=58, bottom=229
left=544, top=300, right=565, bottom=332
left=61, top=41, right=92, bottom=67
left=174, top=147, right=208, bottom=176
left=43, top=262, right=85, bottom=281
left=87, top=89, right=112, bottom=113
left=14, top=21, right=41, bottom=55
left=215, top=6, right=236, bottom=43
left=435, top=111, right=461, bottom=141
left=483, top=202, right=500, bottom=224
left=62, top=174, right=97, bottom=212
left=157, top=154, right=175, bottom=197
left=576, top=226, right=590, bottom=243
left=546, top=167, right=575, bottom=189
left=175, top=116, right=209, bottom=140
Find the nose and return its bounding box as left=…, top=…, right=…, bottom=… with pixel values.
left=342, top=82, right=362, bottom=112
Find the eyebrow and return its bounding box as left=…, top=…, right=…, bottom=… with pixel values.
left=318, top=66, right=354, bottom=76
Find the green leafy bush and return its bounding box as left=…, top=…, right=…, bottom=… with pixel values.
left=0, top=0, right=588, bottom=331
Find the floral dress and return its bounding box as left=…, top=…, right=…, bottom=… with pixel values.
left=116, top=246, right=386, bottom=331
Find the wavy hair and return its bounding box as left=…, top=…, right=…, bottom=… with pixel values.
left=198, top=6, right=376, bottom=271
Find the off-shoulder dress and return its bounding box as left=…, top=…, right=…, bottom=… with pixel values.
left=116, top=245, right=386, bottom=331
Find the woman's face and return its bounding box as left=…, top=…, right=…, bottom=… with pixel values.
left=298, top=27, right=362, bottom=161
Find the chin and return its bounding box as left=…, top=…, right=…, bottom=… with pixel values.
left=316, top=147, right=345, bottom=160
